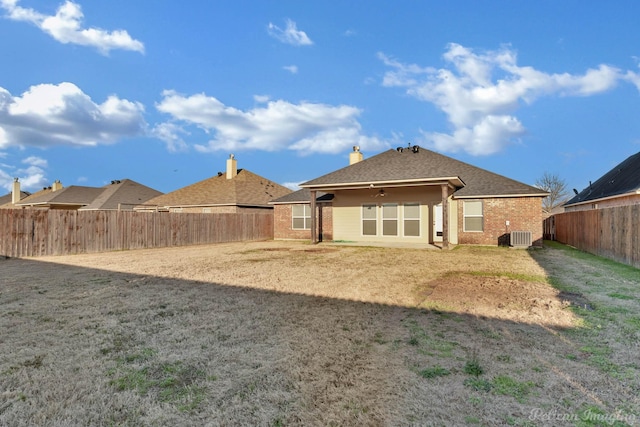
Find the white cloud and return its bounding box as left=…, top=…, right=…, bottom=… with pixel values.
left=150, top=122, right=189, bottom=153
left=267, top=19, right=313, bottom=46
left=282, top=182, right=303, bottom=191
left=624, top=70, right=640, bottom=92
left=0, top=0, right=144, bottom=54
left=381, top=43, right=624, bottom=155
left=23, top=156, right=47, bottom=168
left=0, top=155, right=48, bottom=192
left=421, top=115, right=526, bottom=156
left=155, top=90, right=387, bottom=154
left=253, top=95, right=270, bottom=104
left=0, top=82, right=146, bottom=148
left=283, top=65, right=298, bottom=74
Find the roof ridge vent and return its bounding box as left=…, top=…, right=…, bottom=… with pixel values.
left=396, top=144, right=420, bottom=153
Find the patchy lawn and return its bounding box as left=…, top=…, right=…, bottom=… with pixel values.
left=0, top=240, right=638, bottom=426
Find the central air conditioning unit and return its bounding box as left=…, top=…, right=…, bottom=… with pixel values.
left=510, top=231, right=532, bottom=248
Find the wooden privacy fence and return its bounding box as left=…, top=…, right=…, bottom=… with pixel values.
left=0, top=209, right=273, bottom=258
left=544, top=205, right=640, bottom=269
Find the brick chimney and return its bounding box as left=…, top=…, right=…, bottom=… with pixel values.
left=226, top=154, right=237, bottom=179
left=349, top=146, right=363, bottom=165
left=11, top=178, right=20, bottom=204
left=52, top=180, right=63, bottom=191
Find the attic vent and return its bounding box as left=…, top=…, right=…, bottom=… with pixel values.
left=396, top=144, right=420, bottom=153
left=510, top=231, right=532, bottom=248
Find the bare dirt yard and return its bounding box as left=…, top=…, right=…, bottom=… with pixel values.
left=1, top=240, right=639, bottom=426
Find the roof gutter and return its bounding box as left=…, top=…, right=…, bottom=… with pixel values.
left=300, top=176, right=465, bottom=191
left=454, top=192, right=549, bottom=199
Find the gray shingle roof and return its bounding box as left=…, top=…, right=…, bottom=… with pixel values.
left=301, top=147, right=546, bottom=198
left=565, top=151, right=640, bottom=206
left=0, top=191, right=30, bottom=208
left=80, top=179, right=163, bottom=210
left=16, top=186, right=104, bottom=207
left=142, top=169, right=292, bottom=208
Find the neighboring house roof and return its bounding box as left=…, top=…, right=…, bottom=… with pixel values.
left=0, top=191, right=31, bottom=208
left=301, top=147, right=547, bottom=198
left=270, top=188, right=334, bottom=204
left=564, top=151, right=640, bottom=207
left=14, top=187, right=54, bottom=205
left=16, top=185, right=105, bottom=208
left=142, top=169, right=292, bottom=209
left=0, top=191, right=31, bottom=209
left=80, top=179, right=163, bottom=210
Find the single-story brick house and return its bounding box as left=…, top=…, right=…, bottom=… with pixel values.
left=137, top=155, right=292, bottom=213
left=273, top=146, right=548, bottom=248
left=563, top=150, right=640, bottom=212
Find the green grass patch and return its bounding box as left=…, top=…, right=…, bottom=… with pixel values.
left=109, top=361, right=207, bottom=412
left=464, top=352, right=484, bottom=377
left=543, top=241, right=639, bottom=281
left=463, top=377, right=493, bottom=392
left=491, top=375, right=535, bottom=403
left=110, top=366, right=153, bottom=394
left=404, top=319, right=458, bottom=357
left=607, top=292, right=635, bottom=301
left=105, top=345, right=208, bottom=413
left=579, top=345, right=621, bottom=373
left=625, top=316, right=640, bottom=330
left=418, top=366, right=451, bottom=379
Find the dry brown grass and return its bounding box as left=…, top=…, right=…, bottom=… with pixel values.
left=0, top=240, right=638, bottom=426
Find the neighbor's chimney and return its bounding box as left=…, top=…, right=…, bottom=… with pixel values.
left=226, top=154, right=237, bottom=179
left=12, top=178, right=20, bottom=204
left=52, top=180, right=63, bottom=191
left=349, top=146, right=363, bottom=165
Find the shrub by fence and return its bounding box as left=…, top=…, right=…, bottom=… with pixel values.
left=544, top=205, right=640, bottom=269
left=0, top=209, right=273, bottom=258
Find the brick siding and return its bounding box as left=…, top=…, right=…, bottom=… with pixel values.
left=457, top=197, right=544, bottom=247
left=274, top=203, right=333, bottom=241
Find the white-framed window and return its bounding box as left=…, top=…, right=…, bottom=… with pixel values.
left=382, top=203, right=398, bottom=236
left=463, top=200, right=483, bottom=232
left=292, top=204, right=311, bottom=230
left=403, top=203, right=420, bottom=237
left=202, top=208, right=212, bottom=213
left=172, top=208, right=183, bottom=213
left=362, top=204, right=377, bottom=235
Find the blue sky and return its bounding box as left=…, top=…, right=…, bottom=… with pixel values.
left=1, top=1, right=640, bottom=196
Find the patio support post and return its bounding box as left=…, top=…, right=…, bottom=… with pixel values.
left=441, top=184, right=449, bottom=249
left=310, top=190, right=318, bottom=244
